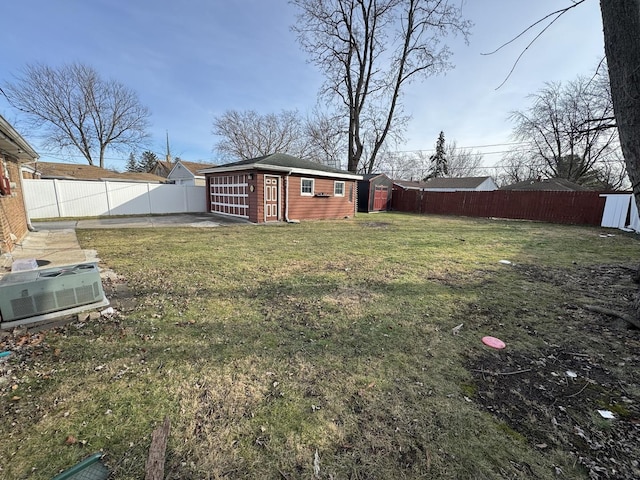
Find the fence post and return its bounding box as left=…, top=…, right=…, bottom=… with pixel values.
left=104, top=181, right=112, bottom=216
left=52, top=179, right=62, bottom=218
left=183, top=185, right=188, bottom=213
left=147, top=183, right=153, bottom=214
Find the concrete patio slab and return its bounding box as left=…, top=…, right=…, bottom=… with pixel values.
left=1, top=229, right=93, bottom=274
left=2, top=213, right=249, bottom=276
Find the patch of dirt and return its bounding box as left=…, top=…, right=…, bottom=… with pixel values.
left=468, top=264, right=640, bottom=479
left=514, top=263, right=638, bottom=310
left=323, top=286, right=380, bottom=309
left=362, top=221, right=391, bottom=229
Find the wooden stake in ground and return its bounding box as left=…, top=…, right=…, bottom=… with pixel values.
left=145, top=417, right=171, bottom=480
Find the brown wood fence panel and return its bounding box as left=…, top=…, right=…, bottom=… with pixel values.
left=391, top=189, right=606, bottom=226
left=392, top=187, right=422, bottom=213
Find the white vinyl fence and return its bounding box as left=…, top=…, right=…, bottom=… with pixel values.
left=600, top=193, right=640, bottom=233
left=23, top=179, right=207, bottom=219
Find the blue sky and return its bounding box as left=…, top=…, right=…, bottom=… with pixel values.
left=0, top=0, right=605, bottom=172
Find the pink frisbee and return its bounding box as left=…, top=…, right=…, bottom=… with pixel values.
left=482, top=336, right=506, bottom=349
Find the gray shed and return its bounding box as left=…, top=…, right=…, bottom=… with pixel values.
left=358, top=173, right=393, bottom=212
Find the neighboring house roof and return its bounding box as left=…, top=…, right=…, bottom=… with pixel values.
left=117, top=171, right=167, bottom=182
left=0, top=114, right=39, bottom=161
left=148, top=160, right=174, bottom=177
left=394, top=176, right=498, bottom=191
left=393, top=179, right=428, bottom=190
left=168, top=160, right=217, bottom=180
left=422, top=176, right=496, bottom=190
left=200, top=153, right=362, bottom=180
left=361, top=173, right=392, bottom=182
left=34, top=162, right=166, bottom=182
left=500, top=178, right=590, bottom=191
left=176, top=160, right=216, bottom=175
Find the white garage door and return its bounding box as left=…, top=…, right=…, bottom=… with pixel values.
left=209, top=174, right=249, bottom=218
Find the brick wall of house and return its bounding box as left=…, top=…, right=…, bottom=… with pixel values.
left=0, top=157, right=29, bottom=253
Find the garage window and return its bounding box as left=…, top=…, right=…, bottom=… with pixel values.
left=334, top=181, right=345, bottom=196
left=301, top=178, right=314, bottom=196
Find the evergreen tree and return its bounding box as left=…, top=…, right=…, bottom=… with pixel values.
left=138, top=150, right=158, bottom=172
left=125, top=152, right=138, bottom=172
left=424, top=131, right=448, bottom=180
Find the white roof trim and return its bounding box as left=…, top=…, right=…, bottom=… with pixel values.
left=20, top=164, right=39, bottom=174
left=199, top=163, right=362, bottom=180
left=0, top=115, right=39, bottom=161
left=167, top=161, right=194, bottom=179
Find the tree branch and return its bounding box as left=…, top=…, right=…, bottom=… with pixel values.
left=484, top=0, right=588, bottom=90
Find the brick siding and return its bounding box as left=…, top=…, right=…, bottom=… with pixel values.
left=0, top=157, right=28, bottom=253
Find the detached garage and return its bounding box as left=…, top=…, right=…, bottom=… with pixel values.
left=199, top=153, right=362, bottom=223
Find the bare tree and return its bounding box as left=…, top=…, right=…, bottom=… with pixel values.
left=213, top=108, right=349, bottom=168
left=212, top=110, right=309, bottom=161
left=375, top=146, right=428, bottom=180
left=377, top=139, right=485, bottom=180
left=507, top=68, right=621, bottom=187
left=445, top=140, right=484, bottom=177
left=291, top=0, right=471, bottom=174
left=2, top=63, right=150, bottom=168
left=486, top=1, right=633, bottom=192
left=376, top=151, right=405, bottom=179
left=496, top=152, right=543, bottom=187
left=486, top=1, right=588, bottom=89
left=303, top=108, right=348, bottom=169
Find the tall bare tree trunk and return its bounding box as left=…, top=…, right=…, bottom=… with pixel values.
left=600, top=0, right=640, bottom=319
left=600, top=0, right=640, bottom=213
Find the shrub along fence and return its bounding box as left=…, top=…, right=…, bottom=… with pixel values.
left=391, top=189, right=607, bottom=226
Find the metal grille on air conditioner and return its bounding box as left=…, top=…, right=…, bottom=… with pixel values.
left=0, top=263, right=107, bottom=323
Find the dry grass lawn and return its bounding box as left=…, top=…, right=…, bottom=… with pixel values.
left=1, top=213, right=639, bottom=479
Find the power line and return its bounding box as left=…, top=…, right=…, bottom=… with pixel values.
left=392, top=141, right=531, bottom=154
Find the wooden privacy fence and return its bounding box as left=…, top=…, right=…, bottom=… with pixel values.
left=391, top=189, right=607, bottom=226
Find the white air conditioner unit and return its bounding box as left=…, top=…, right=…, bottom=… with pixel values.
left=0, top=262, right=109, bottom=328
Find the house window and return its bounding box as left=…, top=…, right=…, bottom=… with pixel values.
left=301, top=178, right=314, bottom=196
left=334, top=181, right=345, bottom=196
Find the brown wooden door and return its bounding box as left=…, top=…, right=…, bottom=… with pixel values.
left=373, top=185, right=388, bottom=211
left=264, top=176, right=280, bottom=221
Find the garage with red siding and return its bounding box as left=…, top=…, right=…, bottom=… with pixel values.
left=200, top=153, right=362, bottom=223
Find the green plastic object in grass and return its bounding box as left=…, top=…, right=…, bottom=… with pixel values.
left=51, top=453, right=109, bottom=480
